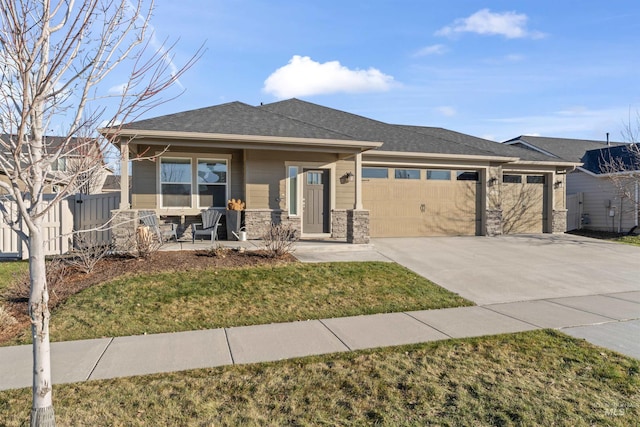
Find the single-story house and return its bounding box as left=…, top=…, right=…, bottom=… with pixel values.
left=104, top=99, right=576, bottom=244
left=504, top=135, right=639, bottom=233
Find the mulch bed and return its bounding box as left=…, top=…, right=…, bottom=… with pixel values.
left=0, top=250, right=295, bottom=345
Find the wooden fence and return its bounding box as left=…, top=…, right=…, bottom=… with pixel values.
left=0, top=192, right=120, bottom=259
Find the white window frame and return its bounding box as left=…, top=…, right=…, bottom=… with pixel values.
left=159, top=157, right=193, bottom=209
left=287, top=165, right=299, bottom=216
left=196, top=157, right=229, bottom=209
left=157, top=153, right=232, bottom=210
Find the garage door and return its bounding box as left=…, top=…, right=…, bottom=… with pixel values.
left=502, top=174, right=548, bottom=234
left=363, top=168, right=481, bottom=237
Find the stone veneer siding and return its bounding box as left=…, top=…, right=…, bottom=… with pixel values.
left=111, top=209, right=139, bottom=253
left=331, top=209, right=348, bottom=239
left=347, top=209, right=370, bottom=244
left=552, top=209, right=567, bottom=234
left=243, top=209, right=301, bottom=240
left=486, top=209, right=503, bottom=236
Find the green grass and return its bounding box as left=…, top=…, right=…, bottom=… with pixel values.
left=1, top=330, right=638, bottom=426
left=0, top=261, right=28, bottom=294
left=613, top=235, right=640, bottom=246
left=10, top=262, right=472, bottom=344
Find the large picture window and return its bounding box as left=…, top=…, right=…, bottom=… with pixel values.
left=198, top=159, right=228, bottom=208
left=160, top=158, right=192, bottom=207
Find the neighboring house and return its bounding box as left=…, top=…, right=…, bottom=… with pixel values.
left=504, top=135, right=639, bottom=233
left=104, top=99, right=576, bottom=243
left=0, top=134, right=111, bottom=195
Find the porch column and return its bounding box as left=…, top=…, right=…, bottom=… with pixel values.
left=354, top=152, right=363, bottom=209
left=119, top=140, right=130, bottom=210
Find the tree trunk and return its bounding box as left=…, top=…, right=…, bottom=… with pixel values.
left=28, top=229, right=56, bottom=426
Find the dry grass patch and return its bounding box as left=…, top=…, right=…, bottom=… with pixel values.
left=1, top=330, right=638, bottom=425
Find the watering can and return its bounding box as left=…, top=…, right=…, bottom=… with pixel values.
left=231, top=226, right=247, bottom=241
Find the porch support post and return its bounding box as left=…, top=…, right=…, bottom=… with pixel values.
left=119, top=140, right=130, bottom=210
left=354, top=152, right=363, bottom=210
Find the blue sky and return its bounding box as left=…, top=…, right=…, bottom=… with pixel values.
left=126, top=1, right=640, bottom=142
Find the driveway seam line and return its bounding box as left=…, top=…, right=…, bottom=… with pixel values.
left=86, top=337, right=114, bottom=381
left=223, top=328, right=236, bottom=365
left=318, top=319, right=352, bottom=352
left=598, top=292, right=640, bottom=305
left=541, top=299, right=619, bottom=321
left=402, top=312, right=453, bottom=338
left=480, top=306, right=544, bottom=329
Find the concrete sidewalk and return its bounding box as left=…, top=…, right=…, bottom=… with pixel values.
left=1, top=291, right=638, bottom=391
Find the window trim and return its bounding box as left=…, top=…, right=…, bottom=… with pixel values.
left=503, top=174, right=522, bottom=184
left=362, top=167, right=389, bottom=179
left=159, top=157, right=193, bottom=209
left=157, top=153, right=232, bottom=210
left=287, top=165, right=299, bottom=216
left=196, top=157, right=229, bottom=209
left=426, top=169, right=452, bottom=181
left=394, top=168, right=421, bottom=180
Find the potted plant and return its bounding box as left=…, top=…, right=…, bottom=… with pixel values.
left=226, top=198, right=245, bottom=240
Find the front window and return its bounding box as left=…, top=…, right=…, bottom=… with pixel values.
left=198, top=159, right=227, bottom=208
left=160, top=158, right=192, bottom=207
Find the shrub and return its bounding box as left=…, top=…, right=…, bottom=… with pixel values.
left=261, top=223, right=299, bottom=258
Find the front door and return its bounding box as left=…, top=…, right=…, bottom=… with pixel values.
left=303, top=169, right=329, bottom=233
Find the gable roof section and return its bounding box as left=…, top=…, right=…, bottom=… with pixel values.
left=398, top=126, right=555, bottom=162
left=581, top=144, right=640, bottom=175
left=504, top=135, right=619, bottom=163
left=121, top=101, right=359, bottom=141
left=261, top=99, right=503, bottom=158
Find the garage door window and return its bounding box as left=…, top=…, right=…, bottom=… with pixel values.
left=395, top=169, right=420, bottom=179
left=503, top=174, right=522, bottom=183
left=456, top=171, right=479, bottom=181
left=427, top=170, right=451, bottom=180
left=527, top=175, right=545, bottom=184
left=363, top=167, right=388, bottom=179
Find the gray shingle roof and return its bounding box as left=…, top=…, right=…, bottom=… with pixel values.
left=504, top=135, right=620, bottom=163
left=581, top=144, right=640, bottom=174
left=123, top=101, right=358, bottom=141
left=260, top=99, right=497, bottom=157
left=398, top=126, right=555, bottom=162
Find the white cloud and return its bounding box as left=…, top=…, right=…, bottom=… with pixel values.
left=108, top=83, right=129, bottom=95
left=435, top=106, right=457, bottom=117
left=436, top=9, right=545, bottom=39
left=263, top=55, right=395, bottom=99
left=413, top=44, right=447, bottom=57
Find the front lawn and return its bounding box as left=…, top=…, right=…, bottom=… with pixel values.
left=10, top=261, right=472, bottom=344
left=1, top=330, right=638, bottom=425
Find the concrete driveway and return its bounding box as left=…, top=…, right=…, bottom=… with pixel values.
left=373, top=234, right=640, bottom=305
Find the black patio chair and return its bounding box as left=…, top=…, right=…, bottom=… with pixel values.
left=191, top=209, right=222, bottom=243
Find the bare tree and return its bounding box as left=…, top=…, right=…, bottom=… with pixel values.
left=0, top=1, right=200, bottom=424
left=596, top=121, right=640, bottom=233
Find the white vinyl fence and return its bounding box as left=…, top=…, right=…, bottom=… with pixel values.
left=0, top=192, right=120, bottom=259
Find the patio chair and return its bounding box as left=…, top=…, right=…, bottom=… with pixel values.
left=139, top=210, right=178, bottom=242
left=191, top=209, right=222, bottom=243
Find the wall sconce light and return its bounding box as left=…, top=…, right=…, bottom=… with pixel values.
left=340, top=171, right=355, bottom=184
left=488, top=176, right=498, bottom=186
left=554, top=180, right=563, bottom=189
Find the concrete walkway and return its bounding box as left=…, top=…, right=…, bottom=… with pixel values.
left=1, top=290, right=638, bottom=391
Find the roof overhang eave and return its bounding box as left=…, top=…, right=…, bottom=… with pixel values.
left=364, top=150, right=519, bottom=163
left=99, top=128, right=383, bottom=152
left=509, top=159, right=581, bottom=168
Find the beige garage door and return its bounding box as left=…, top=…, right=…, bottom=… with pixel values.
left=502, top=174, right=548, bottom=234
left=363, top=168, right=481, bottom=237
